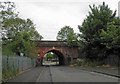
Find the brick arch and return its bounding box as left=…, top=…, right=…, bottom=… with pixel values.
left=37, top=47, right=66, bottom=65
left=35, top=41, right=79, bottom=65
left=45, top=49, right=65, bottom=65
left=37, top=47, right=65, bottom=58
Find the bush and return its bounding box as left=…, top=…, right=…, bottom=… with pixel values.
left=76, top=59, right=84, bottom=66
left=71, top=58, right=104, bottom=67
left=82, top=59, right=104, bottom=67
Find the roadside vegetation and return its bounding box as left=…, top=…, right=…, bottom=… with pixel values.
left=1, top=1, right=120, bottom=80
left=1, top=2, right=43, bottom=58
left=57, top=2, right=120, bottom=67
left=0, top=1, right=43, bottom=80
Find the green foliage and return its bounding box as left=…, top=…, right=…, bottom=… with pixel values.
left=46, top=52, right=54, bottom=59
left=100, top=20, right=120, bottom=49
left=72, top=59, right=104, bottom=67
left=56, top=26, right=78, bottom=46
left=78, top=2, right=119, bottom=60
left=79, top=2, right=116, bottom=45
left=45, top=52, right=58, bottom=61
left=0, top=1, right=18, bottom=19
left=67, top=31, right=78, bottom=46
left=2, top=42, right=14, bottom=56
left=1, top=1, right=43, bottom=57
left=56, top=26, right=73, bottom=41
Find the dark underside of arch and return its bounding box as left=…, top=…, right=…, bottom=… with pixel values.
left=46, top=50, right=65, bottom=65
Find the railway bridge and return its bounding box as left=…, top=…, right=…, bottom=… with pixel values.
left=35, top=41, right=79, bottom=65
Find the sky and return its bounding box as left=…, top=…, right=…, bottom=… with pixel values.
left=1, top=0, right=120, bottom=40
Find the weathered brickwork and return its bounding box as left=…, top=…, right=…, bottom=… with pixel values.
left=35, top=41, right=79, bottom=65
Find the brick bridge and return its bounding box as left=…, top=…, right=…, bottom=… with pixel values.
left=35, top=41, right=79, bottom=65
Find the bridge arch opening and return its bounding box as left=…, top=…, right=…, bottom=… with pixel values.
left=42, top=49, right=65, bottom=66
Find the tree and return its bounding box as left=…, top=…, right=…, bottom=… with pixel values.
left=67, top=31, right=78, bottom=46
left=0, top=1, right=18, bottom=19
left=45, top=52, right=54, bottom=61
left=0, top=1, right=18, bottom=41
left=79, top=2, right=116, bottom=45
left=100, top=19, right=120, bottom=55
left=78, top=2, right=117, bottom=60
left=56, top=26, right=77, bottom=46
left=1, top=1, right=43, bottom=57
left=56, top=26, right=74, bottom=41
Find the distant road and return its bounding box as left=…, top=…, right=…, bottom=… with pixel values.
left=4, top=66, right=118, bottom=83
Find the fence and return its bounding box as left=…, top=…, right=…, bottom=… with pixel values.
left=104, top=54, right=120, bottom=66
left=2, top=56, right=36, bottom=80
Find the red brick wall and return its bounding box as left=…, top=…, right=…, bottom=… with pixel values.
left=37, top=46, right=78, bottom=64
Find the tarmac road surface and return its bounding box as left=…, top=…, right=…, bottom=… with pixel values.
left=4, top=66, right=119, bottom=83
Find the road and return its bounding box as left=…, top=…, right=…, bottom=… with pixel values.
left=4, top=66, right=119, bottom=83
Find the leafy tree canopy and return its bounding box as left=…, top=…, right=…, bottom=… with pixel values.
left=79, top=2, right=116, bottom=46
left=78, top=2, right=119, bottom=60
left=56, top=26, right=78, bottom=46
left=1, top=1, right=43, bottom=57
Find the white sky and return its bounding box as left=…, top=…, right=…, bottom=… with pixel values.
left=1, top=0, right=120, bottom=40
